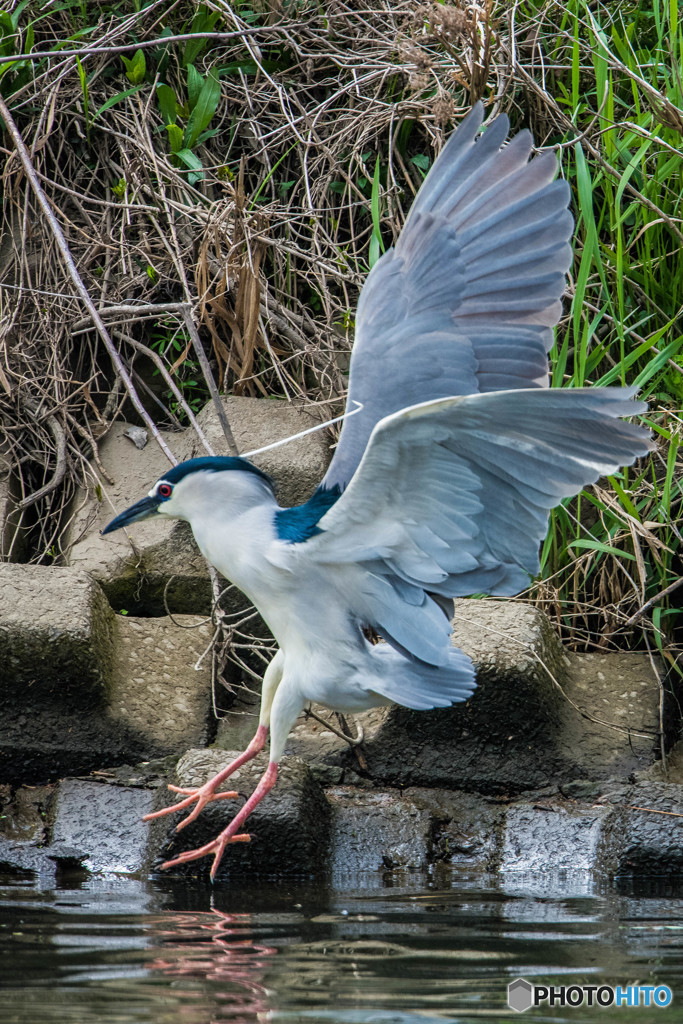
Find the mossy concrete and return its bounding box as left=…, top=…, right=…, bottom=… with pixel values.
left=0, top=563, right=114, bottom=699
left=598, top=780, right=683, bottom=876
left=0, top=564, right=216, bottom=780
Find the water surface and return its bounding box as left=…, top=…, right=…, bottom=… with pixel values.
left=1, top=869, right=682, bottom=1023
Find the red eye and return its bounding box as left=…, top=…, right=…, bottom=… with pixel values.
left=158, top=482, right=172, bottom=499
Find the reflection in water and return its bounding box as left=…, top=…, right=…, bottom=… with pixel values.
left=1, top=872, right=683, bottom=1024
left=149, top=909, right=276, bottom=1023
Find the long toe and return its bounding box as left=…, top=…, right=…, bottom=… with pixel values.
left=142, top=727, right=269, bottom=828
left=160, top=832, right=251, bottom=875
left=174, top=787, right=240, bottom=831
left=142, top=785, right=239, bottom=826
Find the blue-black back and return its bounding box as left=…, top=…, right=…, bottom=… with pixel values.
left=275, top=485, right=342, bottom=543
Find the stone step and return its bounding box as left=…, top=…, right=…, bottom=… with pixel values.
left=155, top=747, right=330, bottom=879
left=3, top=771, right=681, bottom=881
left=1, top=560, right=671, bottom=797
left=0, top=564, right=113, bottom=701
left=0, top=563, right=215, bottom=779
left=50, top=778, right=157, bottom=875
left=1, top=553, right=677, bottom=881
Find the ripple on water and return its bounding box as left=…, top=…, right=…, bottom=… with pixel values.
left=1, top=871, right=683, bottom=1024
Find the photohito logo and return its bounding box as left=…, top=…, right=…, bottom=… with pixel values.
left=508, top=978, right=673, bottom=1012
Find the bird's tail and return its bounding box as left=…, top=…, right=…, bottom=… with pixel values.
left=367, top=641, right=476, bottom=710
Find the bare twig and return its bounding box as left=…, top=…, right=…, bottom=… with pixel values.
left=0, top=94, right=177, bottom=466
left=17, top=400, right=67, bottom=510
left=629, top=805, right=683, bottom=818
left=304, top=706, right=365, bottom=747
left=181, top=305, right=238, bottom=455
left=620, top=577, right=683, bottom=630
left=72, top=302, right=190, bottom=330
left=0, top=28, right=294, bottom=66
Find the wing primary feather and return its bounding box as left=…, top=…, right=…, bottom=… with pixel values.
left=402, top=101, right=486, bottom=224
left=321, top=106, right=574, bottom=490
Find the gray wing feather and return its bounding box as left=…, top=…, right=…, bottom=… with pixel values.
left=368, top=644, right=476, bottom=710
left=323, top=102, right=574, bottom=489
left=307, top=388, right=651, bottom=663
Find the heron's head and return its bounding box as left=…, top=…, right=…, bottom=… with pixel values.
left=101, top=456, right=274, bottom=535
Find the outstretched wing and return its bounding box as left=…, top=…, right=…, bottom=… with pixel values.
left=322, top=102, right=574, bottom=491
left=302, top=389, right=651, bottom=664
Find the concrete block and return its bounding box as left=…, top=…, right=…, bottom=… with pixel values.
left=598, top=780, right=683, bottom=876
left=408, top=787, right=504, bottom=870
left=327, top=788, right=432, bottom=877
left=0, top=838, right=62, bottom=878
left=0, top=563, right=113, bottom=698
left=51, top=778, right=156, bottom=875
left=451, top=598, right=568, bottom=685
left=108, top=614, right=215, bottom=759
left=0, top=562, right=214, bottom=779
left=3, top=769, right=681, bottom=881
left=555, top=652, right=662, bottom=780
left=500, top=802, right=607, bottom=872
left=65, top=424, right=208, bottom=615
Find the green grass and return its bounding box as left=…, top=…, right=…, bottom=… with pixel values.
left=511, top=1, right=682, bottom=664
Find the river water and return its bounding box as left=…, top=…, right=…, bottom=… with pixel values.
left=1, top=869, right=682, bottom=1023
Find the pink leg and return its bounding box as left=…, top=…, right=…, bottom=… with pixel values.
left=161, top=761, right=279, bottom=880
left=143, top=724, right=268, bottom=831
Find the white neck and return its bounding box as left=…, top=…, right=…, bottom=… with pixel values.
left=167, top=468, right=280, bottom=605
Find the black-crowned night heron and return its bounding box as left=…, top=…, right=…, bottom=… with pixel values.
left=103, top=103, right=651, bottom=878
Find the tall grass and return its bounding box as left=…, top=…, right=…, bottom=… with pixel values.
left=513, top=1, right=682, bottom=667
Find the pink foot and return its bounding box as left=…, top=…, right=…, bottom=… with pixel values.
left=160, top=761, right=279, bottom=880
left=143, top=781, right=240, bottom=829
left=143, top=725, right=268, bottom=832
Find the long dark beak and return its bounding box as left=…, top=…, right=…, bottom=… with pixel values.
left=101, top=494, right=161, bottom=535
